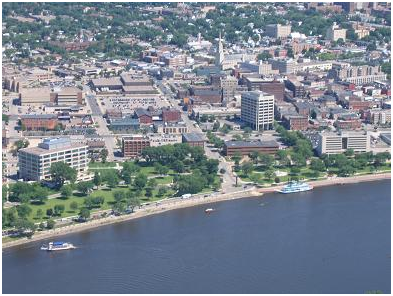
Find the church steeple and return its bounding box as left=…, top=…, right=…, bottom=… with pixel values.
left=215, top=30, right=224, bottom=67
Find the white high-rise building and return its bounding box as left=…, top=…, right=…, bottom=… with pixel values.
left=241, top=91, right=275, bottom=131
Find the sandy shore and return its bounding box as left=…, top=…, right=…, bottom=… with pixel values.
left=3, top=172, right=390, bottom=249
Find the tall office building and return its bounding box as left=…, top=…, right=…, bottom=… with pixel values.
left=18, top=137, right=88, bottom=182
left=241, top=91, right=275, bottom=131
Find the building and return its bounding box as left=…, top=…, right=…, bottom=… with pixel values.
left=154, top=122, right=188, bottom=134
left=122, top=135, right=150, bottom=158
left=329, top=64, right=387, bottom=85
left=364, top=109, right=391, bottom=125
left=162, top=107, right=181, bottom=123
left=241, top=91, right=274, bottom=131
left=19, top=87, right=53, bottom=106
left=223, top=140, right=279, bottom=156
left=326, top=22, right=347, bottom=42
left=160, top=54, right=187, bottom=68
left=148, top=134, right=182, bottom=147
left=316, top=131, right=370, bottom=155
left=51, top=87, right=84, bottom=106
left=282, top=115, right=309, bottom=131
left=109, top=117, right=140, bottom=133
left=265, top=24, right=291, bottom=39
left=18, top=137, right=88, bottom=182
left=244, top=77, right=284, bottom=102
left=20, top=114, right=58, bottom=131
left=182, top=133, right=205, bottom=148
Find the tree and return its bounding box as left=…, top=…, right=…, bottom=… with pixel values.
left=16, top=204, right=32, bottom=219
left=276, top=149, right=289, bottom=167
left=310, top=159, right=326, bottom=172
left=157, top=186, right=167, bottom=197
left=259, top=153, right=274, bottom=168
left=12, top=218, right=36, bottom=235
left=54, top=204, right=65, bottom=216
left=344, top=148, right=355, bottom=157
left=14, top=139, right=29, bottom=151
left=145, top=187, right=153, bottom=198
left=134, top=173, right=148, bottom=190
left=79, top=208, right=90, bottom=221
left=106, top=173, right=119, bottom=188
left=93, top=172, right=102, bottom=189
left=112, top=201, right=126, bottom=214
left=46, top=208, right=53, bottom=217
left=36, top=208, right=43, bottom=219
left=76, top=181, right=94, bottom=195
left=249, top=173, right=261, bottom=184
left=60, top=185, right=73, bottom=198
left=114, top=190, right=126, bottom=203
left=264, top=168, right=275, bottom=181
left=70, top=201, right=78, bottom=212
left=231, top=152, right=242, bottom=165
left=126, top=196, right=140, bottom=212
left=172, top=160, right=185, bottom=173
left=50, top=162, right=77, bottom=188
left=147, top=178, right=157, bottom=189
left=155, top=163, right=169, bottom=176
left=274, top=177, right=280, bottom=184
left=257, top=51, right=272, bottom=61
left=249, top=151, right=259, bottom=164
left=30, top=186, right=49, bottom=204
left=46, top=219, right=55, bottom=229
left=100, top=149, right=108, bottom=163
left=241, top=162, right=254, bottom=176
left=291, top=152, right=306, bottom=167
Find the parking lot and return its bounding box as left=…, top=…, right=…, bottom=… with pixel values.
left=99, top=95, right=170, bottom=114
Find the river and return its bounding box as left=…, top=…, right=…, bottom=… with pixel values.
left=2, top=180, right=391, bottom=294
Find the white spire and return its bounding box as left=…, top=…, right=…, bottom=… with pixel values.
left=216, top=30, right=224, bottom=67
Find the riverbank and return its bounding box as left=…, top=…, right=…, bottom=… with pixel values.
left=3, top=172, right=390, bottom=249
left=257, top=172, right=391, bottom=193
left=2, top=188, right=261, bottom=249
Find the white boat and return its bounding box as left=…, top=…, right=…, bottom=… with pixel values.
left=276, top=181, right=313, bottom=194
left=205, top=208, right=215, bottom=213
left=40, top=241, right=75, bottom=251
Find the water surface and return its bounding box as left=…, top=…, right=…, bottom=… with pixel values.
left=3, top=180, right=391, bottom=293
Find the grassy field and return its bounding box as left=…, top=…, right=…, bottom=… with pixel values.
left=88, top=162, right=117, bottom=168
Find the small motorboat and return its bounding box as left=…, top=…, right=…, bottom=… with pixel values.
left=205, top=208, right=215, bottom=213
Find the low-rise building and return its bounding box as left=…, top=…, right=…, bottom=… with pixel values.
left=223, top=140, right=279, bottom=156
left=282, top=115, right=309, bottom=131
left=316, top=131, right=370, bottom=155
left=182, top=133, right=205, bottom=148
left=20, top=114, right=58, bottom=131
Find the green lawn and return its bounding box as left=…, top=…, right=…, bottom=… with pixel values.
left=24, top=181, right=176, bottom=224
left=89, top=162, right=117, bottom=168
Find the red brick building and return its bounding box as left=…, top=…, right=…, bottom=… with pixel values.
left=20, top=114, right=58, bottom=131
left=282, top=115, right=309, bottom=130
left=122, top=136, right=150, bottom=158
left=162, top=108, right=181, bottom=123
left=224, top=140, right=279, bottom=156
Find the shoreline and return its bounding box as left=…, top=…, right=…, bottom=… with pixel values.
left=2, top=172, right=390, bottom=249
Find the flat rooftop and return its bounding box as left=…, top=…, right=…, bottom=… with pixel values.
left=20, top=143, right=87, bottom=156
left=225, top=140, right=279, bottom=148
